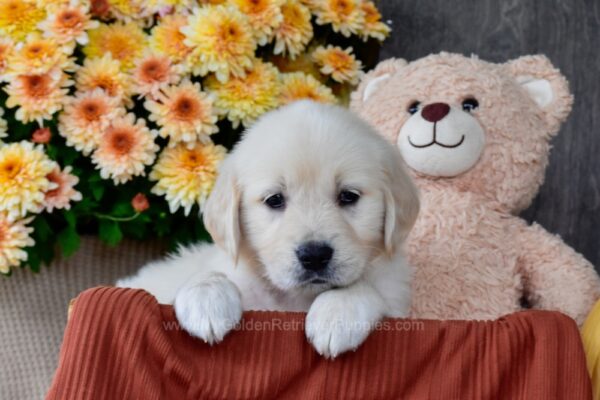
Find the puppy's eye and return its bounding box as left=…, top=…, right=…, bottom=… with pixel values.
left=407, top=101, right=421, bottom=115
left=338, top=190, right=360, bottom=207
left=264, top=193, right=285, bottom=209
left=462, top=98, right=479, bottom=112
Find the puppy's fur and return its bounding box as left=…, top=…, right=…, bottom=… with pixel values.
left=117, top=101, right=419, bottom=358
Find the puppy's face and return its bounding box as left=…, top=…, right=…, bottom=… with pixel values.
left=204, top=101, right=419, bottom=294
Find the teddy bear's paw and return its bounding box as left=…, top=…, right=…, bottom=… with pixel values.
left=174, top=273, right=242, bottom=345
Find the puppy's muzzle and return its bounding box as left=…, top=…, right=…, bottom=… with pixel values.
left=296, top=241, right=334, bottom=272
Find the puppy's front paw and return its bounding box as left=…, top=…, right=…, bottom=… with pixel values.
left=174, top=273, right=242, bottom=344
left=306, top=290, right=382, bottom=358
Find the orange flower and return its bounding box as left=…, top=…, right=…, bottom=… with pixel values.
left=131, top=193, right=149, bottom=212
left=132, top=53, right=182, bottom=99
left=32, top=127, right=52, bottom=144
left=44, top=166, right=82, bottom=212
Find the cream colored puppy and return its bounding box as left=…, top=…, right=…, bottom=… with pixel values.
left=117, top=101, right=419, bottom=358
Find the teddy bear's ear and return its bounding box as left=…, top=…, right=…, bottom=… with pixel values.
left=504, top=55, right=573, bottom=135
left=350, top=58, right=407, bottom=110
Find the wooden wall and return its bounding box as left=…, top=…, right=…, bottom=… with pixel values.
left=378, top=0, right=600, bottom=269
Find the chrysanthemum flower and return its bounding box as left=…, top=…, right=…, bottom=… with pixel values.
left=43, top=166, right=82, bottom=212
left=0, top=0, right=46, bottom=41
left=5, top=69, right=72, bottom=125
left=0, top=108, right=7, bottom=141
left=150, top=141, right=226, bottom=215
left=205, top=59, right=280, bottom=128
left=145, top=0, right=194, bottom=15
left=144, top=80, right=218, bottom=147
left=181, top=5, right=256, bottom=83
left=92, top=114, right=158, bottom=184
left=279, top=72, right=337, bottom=105
left=132, top=53, right=183, bottom=99
left=149, top=15, right=191, bottom=64
left=230, top=0, right=284, bottom=46
left=106, top=0, right=150, bottom=22
left=58, top=89, right=124, bottom=155
left=38, top=3, right=100, bottom=47
left=84, top=22, right=146, bottom=71
left=0, top=38, right=14, bottom=81
left=312, top=45, right=362, bottom=84
left=7, top=33, right=74, bottom=76
left=359, top=0, right=390, bottom=41
left=0, top=213, right=34, bottom=274
left=0, top=141, right=58, bottom=220
left=273, top=0, right=313, bottom=59
left=271, top=52, right=322, bottom=79
left=31, top=127, right=51, bottom=144
left=75, top=54, right=132, bottom=104
left=314, top=0, right=365, bottom=37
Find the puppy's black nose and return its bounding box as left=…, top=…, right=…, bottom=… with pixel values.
left=296, top=242, right=334, bottom=271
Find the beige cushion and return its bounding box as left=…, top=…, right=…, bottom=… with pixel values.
left=0, top=236, right=164, bottom=399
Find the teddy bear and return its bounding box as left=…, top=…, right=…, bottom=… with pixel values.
left=350, top=52, right=600, bottom=325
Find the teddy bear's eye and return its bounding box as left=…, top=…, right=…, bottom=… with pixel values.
left=462, top=98, right=479, bottom=112
left=407, top=101, right=421, bottom=115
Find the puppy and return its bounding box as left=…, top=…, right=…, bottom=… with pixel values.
left=117, top=101, right=419, bottom=358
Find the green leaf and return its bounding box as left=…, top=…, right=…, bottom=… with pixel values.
left=91, top=184, right=105, bottom=201
left=57, top=227, right=80, bottom=257
left=62, top=210, right=77, bottom=228
left=25, top=247, right=42, bottom=273
left=32, top=216, right=53, bottom=243
left=111, top=202, right=133, bottom=217
left=98, top=220, right=123, bottom=246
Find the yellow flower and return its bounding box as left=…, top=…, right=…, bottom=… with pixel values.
left=359, top=0, right=390, bottom=41
left=92, top=113, right=159, bottom=185
left=0, top=141, right=58, bottom=220
left=149, top=14, right=191, bottom=64
left=0, top=108, right=7, bottom=141
left=181, top=5, right=256, bottom=83
left=0, top=213, right=34, bottom=274
left=0, top=0, right=46, bottom=41
left=273, top=0, right=313, bottom=59
left=75, top=54, right=132, bottom=104
left=84, top=22, right=147, bottom=71
left=58, top=89, right=124, bottom=155
left=279, top=72, right=336, bottom=105
left=5, top=68, right=72, bottom=125
left=0, top=38, right=14, bottom=81
left=144, top=80, right=219, bottom=147
left=314, top=0, right=365, bottom=37
left=106, top=0, right=150, bottom=22
left=271, top=50, right=320, bottom=76
left=150, top=141, right=227, bottom=215
left=6, top=33, right=74, bottom=76
left=43, top=165, right=82, bottom=212
left=312, top=45, right=362, bottom=84
left=205, top=59, right=280, bottom=128
left=132, top=52, right=183, bottom=99
left=38, top=4, right=100, bottom=47
left=230, top=0, right=283, bottom=46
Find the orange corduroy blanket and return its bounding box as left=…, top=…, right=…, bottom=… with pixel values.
left=47, top=287, right=592, bottom=399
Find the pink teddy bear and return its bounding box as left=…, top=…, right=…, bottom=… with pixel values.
left=351, top=52, right=600, bottom=325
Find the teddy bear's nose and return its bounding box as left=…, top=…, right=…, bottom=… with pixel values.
left=421, top=103, right=450, bottom=123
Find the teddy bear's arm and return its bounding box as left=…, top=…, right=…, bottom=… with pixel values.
left=516, top=222, right=600, bottom=325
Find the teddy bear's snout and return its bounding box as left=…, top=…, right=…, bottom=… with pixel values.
left=421, top=103, right=450, bottom=123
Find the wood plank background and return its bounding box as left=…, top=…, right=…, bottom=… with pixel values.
left=377, top=0, right=600, bottom=270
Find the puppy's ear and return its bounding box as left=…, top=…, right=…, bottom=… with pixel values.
left=383, top=152, right=420, bottom=256
left=203, top=158, right=241, bottom=263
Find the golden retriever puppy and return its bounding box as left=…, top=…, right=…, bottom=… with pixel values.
left=117, top=101, right=419, bottom=358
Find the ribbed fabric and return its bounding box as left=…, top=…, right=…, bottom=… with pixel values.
left=47, top=287, right=592, bottom=400
left=0, top=237, right=165, bottom=400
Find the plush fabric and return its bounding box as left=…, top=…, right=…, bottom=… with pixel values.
left=46, top=286, right=592, bottom=399
left=0, top=237, right=164, bottom=400
left=350, top=52, right=600, bottom=325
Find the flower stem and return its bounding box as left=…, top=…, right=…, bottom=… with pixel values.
left=93, top=212, right=141, bottom=222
